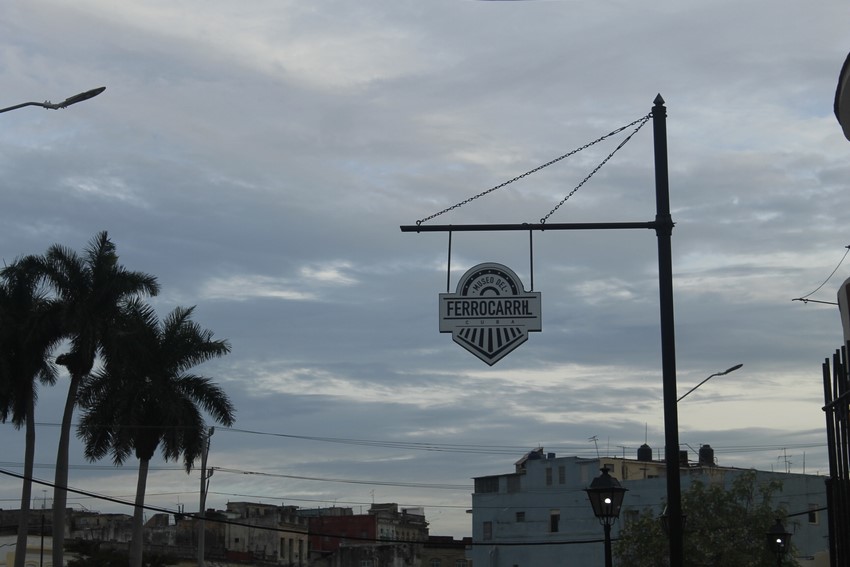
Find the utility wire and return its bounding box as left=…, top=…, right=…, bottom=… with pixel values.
left=0, top=468, right=821, bottom=549
left=211, top=466, right=471, bottom=490
left=14, top=422, right=827, bottom=459
left=0, top=468, right=603, bottom=547
left=792, top=245, right=850, bottom=305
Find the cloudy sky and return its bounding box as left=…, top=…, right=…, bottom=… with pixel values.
left=0, top=0, right=848, bottom=538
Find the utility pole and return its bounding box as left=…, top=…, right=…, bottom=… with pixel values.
left=198, top=427, right=214, bottom=567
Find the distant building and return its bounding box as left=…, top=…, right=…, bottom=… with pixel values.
left=0, top=535, right=56, bottom=567
left=469, top=447, right=829, bottom=566
left=70, top=511, right=133, bottom=543
left=224, top=502, right=309, bottom=566
left=303, top=503, right=429, bottom=566
left=420, top=535, right=472, bottom=567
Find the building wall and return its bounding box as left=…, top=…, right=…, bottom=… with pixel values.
left=308, top=514, right=376, bottom=554
left=470, top=451, right=829, bottom=566
left=224, top=502, right=308, bottom=566
left=421, top=537, right=472, bottom=567
left=0, top=535, right=57, bottom=567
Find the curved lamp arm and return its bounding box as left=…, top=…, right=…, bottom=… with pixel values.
left=677, top=363, right=743, bottom=402
left=0, top=87, right=105, bottom=114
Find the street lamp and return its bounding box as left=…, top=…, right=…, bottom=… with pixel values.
left=677, top=363, right=743, bottom=402
left=2, top=85, right=104, bottom=567
left=585, top=467, right=628, bottom=567
left=766, top=519, right=791, bottom=567
left=0, top=87, right=106, bottom=114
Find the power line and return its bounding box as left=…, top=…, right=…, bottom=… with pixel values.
left=0, top=468, right=603, bottom=547
left=211, top=466, right=471, bottom=490
left=10, top=422, right=829, bottom=458
left=792, top=244, right=850, bottom=304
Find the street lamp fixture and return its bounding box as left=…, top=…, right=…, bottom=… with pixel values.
left=677, top=363, right=743, bottom=402
left=0, top=86, right=106, bottom=114
left=766, top=518, right=791, bottom=567
left=585, top=466, right=628, bottom=567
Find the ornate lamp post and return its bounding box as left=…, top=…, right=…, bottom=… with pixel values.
left=766, top=519, right=791, bottom=567
left=585, top=467, right=628, bottom=567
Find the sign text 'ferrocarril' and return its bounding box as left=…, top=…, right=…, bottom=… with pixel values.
left=439, top=263, right=541, bottom=365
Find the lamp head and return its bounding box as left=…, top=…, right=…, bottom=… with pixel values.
left=584, top=466, right=628, bottom=525
left=766, top=518, right=791, bottom=556
left=57, top=87, right=106, bottom=109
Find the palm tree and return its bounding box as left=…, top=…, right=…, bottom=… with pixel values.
left=77, top=299, right=235, bottom=567
left=0, top=257, right=63, bottom=567
left=39, top=231, right=159, bottom=566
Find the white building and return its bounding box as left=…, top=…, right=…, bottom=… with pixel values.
left=0, top=535, right=56, bottom=567
left=469, top=447, right=830, bottom=566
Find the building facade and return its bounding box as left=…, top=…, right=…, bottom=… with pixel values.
left=224, top=502, right=309, bottom=566
left=470, top=447, right=830, bottom=566
left=302, top=503, right=430, bottom=566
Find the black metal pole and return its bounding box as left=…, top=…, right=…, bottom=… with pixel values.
left=399, top=95, right=682, bottom=565
left=40, top=512, right=45, bottom=567
left=653, top=94, right=683, bottom=567
left=603, top=523, right=613, bottom=567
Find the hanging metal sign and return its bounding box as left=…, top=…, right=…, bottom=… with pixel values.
left=439, top=262, right=541, bottom=365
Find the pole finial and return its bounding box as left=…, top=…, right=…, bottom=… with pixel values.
left=654, top=94, right=665, bottom=105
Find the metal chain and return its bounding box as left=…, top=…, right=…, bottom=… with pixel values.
left=540, top=113, right=651, bottom=224
left=415, top=113, right=652, bottom=226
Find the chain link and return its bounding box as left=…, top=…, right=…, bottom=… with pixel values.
left=415, top=113, right=652, bottom=226
left=540, top=114, right=651, bottom=224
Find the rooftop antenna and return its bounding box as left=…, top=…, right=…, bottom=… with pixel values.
left=589, top=436, right=600, bottom=459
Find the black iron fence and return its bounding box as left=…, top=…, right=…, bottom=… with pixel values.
left=822, top=345, right=850, bottom=567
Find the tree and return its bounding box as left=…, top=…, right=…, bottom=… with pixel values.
left=39, top=231, right=160, bottom=567
left=77, top=300, right=235, bottom=567
left=615, top=469, right=796, bottom=567
left=0, top=258, right=63, bottom=567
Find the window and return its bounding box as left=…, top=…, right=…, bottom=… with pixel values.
left=549, top=510, right=560, bottom=533
left=455, top=561, right=468, bottom=567
left=359, top=561, right=373, bottom=567
left=558, top=465, right=566, bottom=484
left=430, top=560, right=442, bottom=567
left=808, top=505, right=819, bottom=524
left=475, top=476, right=500, bottom=493
left=545, top=467, right=553, bottom=486
left=483, top=521, right=493, bottom=541
left=515, top=511, right=525, bottom=523
left=507, top=474, right=521, bottom=493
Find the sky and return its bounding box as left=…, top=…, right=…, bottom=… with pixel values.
left=0, top=0, right=848, bottom=538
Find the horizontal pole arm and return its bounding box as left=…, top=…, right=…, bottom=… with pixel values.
left=400, top=221, right=659, bottom=233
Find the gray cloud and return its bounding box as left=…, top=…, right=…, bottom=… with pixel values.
left=0, top=0, right=846, bottom=537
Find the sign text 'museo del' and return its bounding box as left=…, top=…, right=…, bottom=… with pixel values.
left=439, top=263, right=541, bottom=365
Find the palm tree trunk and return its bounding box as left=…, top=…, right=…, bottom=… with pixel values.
left=14, top=398, right=36, bottom=567
left=130, top=458, right=150, bottom=567
left=52, top=372, right=81, bottom=567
